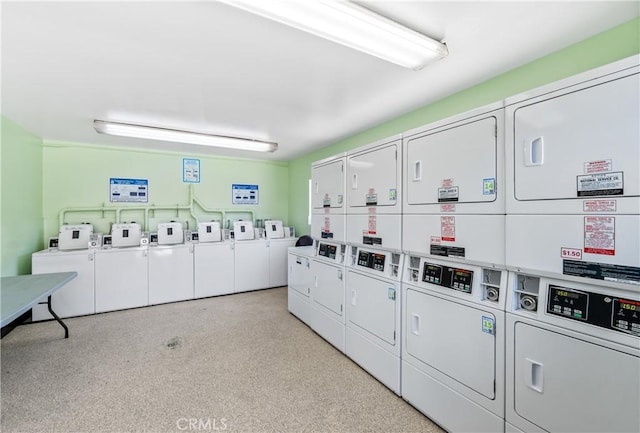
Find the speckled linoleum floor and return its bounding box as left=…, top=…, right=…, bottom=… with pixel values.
left=1, top=287, right=444, bottom=433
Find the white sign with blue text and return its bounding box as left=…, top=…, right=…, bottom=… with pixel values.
left=232, top=184, right=259, bottom=205
left=110, top=178, right=148, bottom=203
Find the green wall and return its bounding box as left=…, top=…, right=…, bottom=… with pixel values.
left=1, top=116, right=44, bottom=277
left=287, top=17, right=640, bottom=235
left=42, top=142, right=289, bottom=240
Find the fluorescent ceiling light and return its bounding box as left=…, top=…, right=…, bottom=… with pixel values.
left=221, top=0, right=448, bottom=70
left=94, top=120, right=278, bottom=153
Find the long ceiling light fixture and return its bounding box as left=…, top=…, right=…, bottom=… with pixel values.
left=220, top=0, right=448, bottom=70
left=93, top=120, right=278, bottom=153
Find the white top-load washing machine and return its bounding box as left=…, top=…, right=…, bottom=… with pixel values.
left=310, top=239, right=347, bottom=352
left=311, top=154, right=346, bottom=243
left=346, top=135, right=402, bottom=251
left=193, top=221, right=234, bottom=298
left=505, top=55, right=639, bottom=290
left=505, top=272, right=639, bottom=433
left=401, top=254, right=507, bottom=432
left=263, top=220, right=297, bottom=287
left=94, top=222, right=148, bottom=313
left=345, top=245, right=403, bottom=394
left=233, top=221, right=270, bottom=293
left=32, top=245, right=96, bottom=320
left=402, top=102, right=505, bottom=267
left=148, top=221, right=194, bottom=305
left=288, top=245, right=316, bottom=326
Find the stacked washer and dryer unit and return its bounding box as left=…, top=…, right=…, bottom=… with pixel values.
left=401, top=102, right=508, bottom=431
left=289, top=55, right=639, bottom=433
left=503, top=56, right=640, bottom=433
left=306, top=154, right=348, bottom=352
left=344, top=135, right=404, bottom=394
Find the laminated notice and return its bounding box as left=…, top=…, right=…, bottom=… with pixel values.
left=583, top=200, right=617, bottom=212
left=584, top=216, right=615, bottom=255
left=577, top=172, right=623, bottom=197
left=438, top=186, right=459, bottom=203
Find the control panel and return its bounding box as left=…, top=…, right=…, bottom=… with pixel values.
left=318, top=242, right=337, bottom=260
left=547, top=285, right=640, bottom=336
left=422, top=262, right=474, bottom=294
left=357, top=250, right=386, bottom=272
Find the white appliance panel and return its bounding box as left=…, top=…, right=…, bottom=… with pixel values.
left=234, top=240, right=269, bottom=292
left=310, top=213, right=345, bottom=243
left=31, top=250, right=95, bottom=320
left=148, top=244, right=194, bottom=304
left=58, top=224, right=93, bottom=251
left=405, top=115, right=500, bottom=208
left=402, top=362, right=505, bottom=433
left=264, top=220, right=285, bottom=239
left=193, top=242, right=234, bottom=298
left=405, top=288, right=497, bottom=399
left=233, top=221, right=255, bottom=241
left=95, top=247, right=148, bottom=313
left=506, top=215, right=640, bottom=289
left=506, top=57, right=639, bottom=214
left=288, top=251, right=314, bottom=298
left=346, top=214, right=402, bottom=251
left=111, top=223, right=142, bottom=247
left=197, top=221, right=222, bottom=243
left=511, top=322, right=640, bottom=433
left=269, top=238, right=296, bottom=287
left=347, top=141, right=400, bottom=211
left=346, top=270, right=398, bottom=347
left=288, top=288, right=311, bottom=325
left=346, top=326, right=401, bottom=394
left=157, top=222, right=184, bottom=245
left=403, top=214, right=505, bottom=267
left=312, top=260, right=344, bottom=318
left=311, top=156, right=345, bottom=211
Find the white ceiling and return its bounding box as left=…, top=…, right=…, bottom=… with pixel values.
left=2, top=1, right=638, bottom=161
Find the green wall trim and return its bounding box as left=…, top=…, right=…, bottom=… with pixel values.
left=287, top=17, right=640, bottom=235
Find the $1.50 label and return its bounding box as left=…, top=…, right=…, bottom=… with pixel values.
left=561, top=247, right=583, bottom=260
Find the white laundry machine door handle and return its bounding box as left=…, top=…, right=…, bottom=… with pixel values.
left=352, top=173, right=358, bottom=189
left=525, top=137, right=544, bottom=166
left=351, top=290, right=357, bottom=305
left=525, top=358, right=544, bottom=393
left=411, top=314, right=420, bottom=335
left=413, top=160, right=422, bottom=181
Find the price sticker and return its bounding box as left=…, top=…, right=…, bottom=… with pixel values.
left=561, top=247, right=583, bottom=260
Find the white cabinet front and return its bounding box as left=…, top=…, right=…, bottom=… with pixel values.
left=148, top=245, right=194, bottom=305
left=194, top=243, right=234, bottom=298
left=95, top=248, right=148, bottom=313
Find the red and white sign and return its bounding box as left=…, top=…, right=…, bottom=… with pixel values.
left=441, top=178, right=454, bottom=188
left=583, top=199, right=617, bottom=212
left=584, top=159, right=612, bottom=174
left=584, top=216, right=615, bottom=256
left=324, top=217, right=331, bottom=233
left=561, top=247, right=583, bottom=260
left=368, top=215, right=377, bottom=234
left=440, top=203, right=456, bottom=213
left=441, top=216, right=455, bottom=242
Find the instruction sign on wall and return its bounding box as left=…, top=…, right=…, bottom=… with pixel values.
left=183, top=158, right=200, bottom=183
left=232, top=184, right=259, bottom=205
left=110, top=178, right=148, bottom=203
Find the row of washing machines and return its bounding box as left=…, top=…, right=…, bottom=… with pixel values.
left=289, top=55, right=639, bottom=433
left=33, top=219, right=296, bottom=320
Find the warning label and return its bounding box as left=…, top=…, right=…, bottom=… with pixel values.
left=438, top=186, right=459, bottom=203
left=584, top=159, right=612, bottom=174
left=563, top=260, right=640, bottom=285
left=368, top=215, right=377, bottom=235
left=583, top=200, right=617, bottom=212
left=577, top=172, right=623, bottom=197
left=441, top=178, right=454, bottom=188
left=584, top=216, right=615, bottom=255
left=324, top=217, right=331, bottom=233
left=440, top=204, right=456, bottom=213
left=441, top=216, right=455, bottom=242
left=431, top=244, right=466, bottom=258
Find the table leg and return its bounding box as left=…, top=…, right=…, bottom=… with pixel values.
left=46, top=295, right=69, bottom=338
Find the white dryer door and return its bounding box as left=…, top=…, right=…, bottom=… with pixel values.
left=405, top=288, right=496, bottom=399
left=346, top=270, right=397, bottom=346
left=313, top=261, right=344, bottom=317
left=513, top=322, right=640, bottom=433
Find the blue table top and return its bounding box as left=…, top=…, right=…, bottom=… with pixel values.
left=1, top=272, right=78, bottom=327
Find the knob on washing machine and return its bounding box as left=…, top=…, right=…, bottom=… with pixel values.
left=520, top=294, right=537, bottom=311
left=485, top=287, right=499, bottom=302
